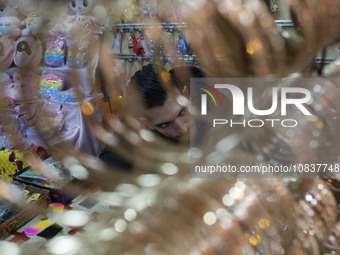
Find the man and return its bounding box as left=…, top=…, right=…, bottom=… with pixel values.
left=100, top=64, right=205, bottom=169
left=128, top=64, right=205, bottom=142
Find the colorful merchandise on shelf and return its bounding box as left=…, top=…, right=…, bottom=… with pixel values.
left=0, top=184, right=49, bottom=237
left=39, top=73, right=64, bottom=97
left=44, top=34, right=66, bottom=67
left=26, top=99, right=64, bottom=144
left=14, top=35, right=42, bottom=68
left=13, top=163, right=77, bottom=204
left=37, top=101, right=64, bottom=131
left=0, top=35, right=15, bottom=68
left=65, top=36, right=88, bottom=67
left=0, top=149, right=29, bottom=181
left=54, top=89, right=77, bottom=103
left=128, top=34, right=143, bottom=55
left=0, top=0, right=21, bottom=37
left=4, top=72, right=40, bottom=101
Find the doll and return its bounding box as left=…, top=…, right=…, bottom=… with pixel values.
left=0, top=0, right=21, bottom=37
left=18, top=0, right=45, bottom=35
left=4, top=71, right=40, bottom=102
left=68, top=0, right=96, bottom=30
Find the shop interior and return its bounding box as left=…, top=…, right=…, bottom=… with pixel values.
left=0, top=0, right=339, bottom=254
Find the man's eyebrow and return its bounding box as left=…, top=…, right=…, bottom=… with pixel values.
left=155, top=107, right=184, bottom=127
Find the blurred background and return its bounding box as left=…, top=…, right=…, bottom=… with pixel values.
left=0, top=0, right=339, bottom=254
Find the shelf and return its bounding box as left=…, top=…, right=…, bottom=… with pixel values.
left=112, top=20, right=294, bottom=33
left=111, top=53, right=199, bottom=64
left=113, top=22, right=187, bottom=33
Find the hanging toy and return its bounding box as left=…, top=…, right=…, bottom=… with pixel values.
left=139, top=35, right=150, bottom=57
left=128, top=34, right=143, bottom=55
left=176, top=34, right=191, bottom=55
left=149, top=39, right=154, bottom=54
left=270, top=0, right=279, bottom=15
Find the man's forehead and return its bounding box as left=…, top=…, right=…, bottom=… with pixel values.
left=146, top=96, right=183, bottom=125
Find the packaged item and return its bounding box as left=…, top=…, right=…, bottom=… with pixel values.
left=39, top=73, right=64, bottom=98
left=0, top=183, right=49, bottom=238
left=54, top=89, right=77, bottom=103
left=13, top=162, right=78, bottom=203
left=65, top=35, right=89, bottom=67
left=0, top=149, right=29, bottom=181
left=26, top=99, right=64, bottom=144
left=44, top=34, right=66, bottom=67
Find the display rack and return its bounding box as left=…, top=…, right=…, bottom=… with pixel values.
left=112, top=22, right=186, bottom=33
left=111, top=20, right=337, bottom=65
left=112, top=20, right=294, bottom=31
left=111, top=53, right=199, bottom=65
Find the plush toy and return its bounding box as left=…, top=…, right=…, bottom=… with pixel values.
left=0, top=35, right=15, bottom=68
left=0, top=72, right=11, bottom=85
left=0, top=0, right=21, bottom=37
left=18, top=0, right=45, bottom=35
left=4, top=71, right=40, bottom=102
left=14, top=35, right=42, bottom=67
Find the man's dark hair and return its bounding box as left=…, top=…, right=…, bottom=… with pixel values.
left=128, top=64, right=173, bottom=108
left=128, top=64, right=206, bottom=109
left=169, top=66, right=206, bottom=93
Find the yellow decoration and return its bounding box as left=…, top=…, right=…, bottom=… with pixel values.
left=81, top=102, right=94, bottom=116
left=258, top=218, right=270, bottom=229
left=246, top=39, right=262, bottom=55
left=315, top=121, right=324, bottom=129
left=0, top=149, right=29, bottom=181
left=296, top=249, right=303, bottom=255
left=161, top=71, right=171, bottom=82
left=249, top=233, right=261, bottom=246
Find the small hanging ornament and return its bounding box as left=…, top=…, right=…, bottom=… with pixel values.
left=270, top=0, right=279, bottom=15
left=128, top=34, right=143, bottom=55
left=139, top=35, right=150, bottom=57
left=176, top=34, right=191, bottom=55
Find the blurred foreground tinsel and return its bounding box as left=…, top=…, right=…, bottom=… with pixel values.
left=0, top=0, right=340, bottom=254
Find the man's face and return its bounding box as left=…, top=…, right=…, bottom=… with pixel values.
left=145, top=93, right=190, bottom=142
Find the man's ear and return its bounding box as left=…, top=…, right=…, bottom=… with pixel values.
left=139, top=117, right=154, bottom=130
left=182, top=85, right=189, bottom=97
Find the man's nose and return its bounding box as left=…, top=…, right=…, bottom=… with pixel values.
left=174, top=119, right=187, bottom=135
